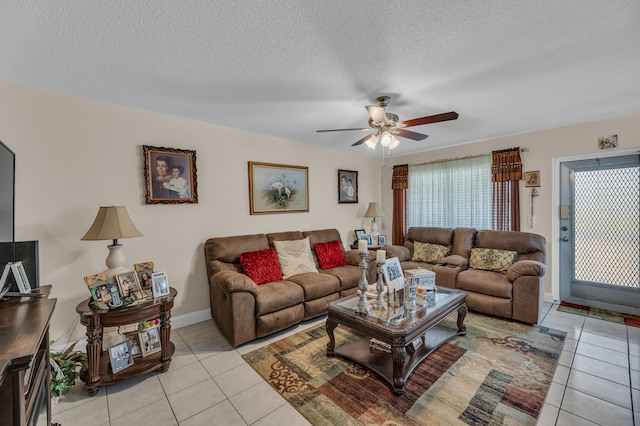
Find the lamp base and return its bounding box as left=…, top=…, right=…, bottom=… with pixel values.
left=370, top=218, right=380, bottom=238
left=104, top=244, right=128, bottom=278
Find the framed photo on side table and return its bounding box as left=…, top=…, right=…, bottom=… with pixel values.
left=108, top=340, right=134, bottom=373
left=355, top=229, right=366, bottom=241
left=151, top=271, right=170, bottom=298
left=338, top=169, right=358, bottom=203
left=123, top=332, right=142, bottom=358
left=377, top=234, right=387, bottom=246
left=134, top=261, right=154, bottom=291
left=139, top=326, right=162, bottom=357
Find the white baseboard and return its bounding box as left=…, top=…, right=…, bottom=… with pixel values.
left=51, top=309, right=212, bottom=353
left=544, top=292, right=555, bottom=304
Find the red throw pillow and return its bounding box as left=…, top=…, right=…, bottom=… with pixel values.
left=240, top=248, right=283, bottom=285
left=315, top=240, right=347, bottom=269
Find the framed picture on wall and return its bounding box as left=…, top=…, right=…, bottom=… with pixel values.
left=143, top=145, right=198, bottom=204
left=248, top=162, right=309, bottom=214
left=524, top=171, right=540, bottom=187
left=338, top=169, right=358, bottom=204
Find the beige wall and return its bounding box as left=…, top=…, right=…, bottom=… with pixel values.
left=0, top=82, right=382, bottom=343
left=381, top=113, right=640, bottom=301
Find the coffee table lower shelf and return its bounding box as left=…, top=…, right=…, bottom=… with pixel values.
left=330, top=324, right=463, bottom=395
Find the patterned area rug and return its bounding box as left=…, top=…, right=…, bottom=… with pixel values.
left=242, top=312, right=566, bottom=425
left=558, top=301, right=640, bottom=328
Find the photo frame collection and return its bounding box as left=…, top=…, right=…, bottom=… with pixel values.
left=83, top=261, right=169, bottom=310
left=110, top=324, right=163, bottom=373
left=354, top=229, right=386, bottom=247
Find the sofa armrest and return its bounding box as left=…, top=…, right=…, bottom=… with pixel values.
left=211, top=271, right=259, bottom=296
left=442, top=254, right=469, bottom=268
left=507, top=260, right=547, bottom=282
left=344, top=249, right=376, bottom=266
left=383, top=245, right=410, bottom=261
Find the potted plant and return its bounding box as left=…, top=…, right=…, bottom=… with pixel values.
left=49, top=342, right=88, bottom=404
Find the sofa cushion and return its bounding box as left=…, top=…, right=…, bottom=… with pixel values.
left=273, top=237, right=319, bottom=278
left=457, top=269, right=513, bottom=299
left=255, top=280, right=305, bottom=316
left=239, top=248, right=283, bottom=285
left=411, top=241, right=450, bottom=264
left=469, top=248, right=518, bottom=273
left=315, top=239, right=347, bottom=269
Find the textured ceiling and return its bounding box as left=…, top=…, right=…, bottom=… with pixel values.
left=2, top=1, right=640, bottom=157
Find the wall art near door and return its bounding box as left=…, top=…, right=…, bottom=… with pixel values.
left=248, top=162, right=309, bottom=214
left=143, top=145, right=198, bottom=204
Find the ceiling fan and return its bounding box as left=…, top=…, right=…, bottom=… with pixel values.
left=317, top=96, right=458, bottom=150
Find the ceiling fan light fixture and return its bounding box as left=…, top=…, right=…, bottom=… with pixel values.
left=388, top=136, right=400, bottom=150
left=379, top=131, right=393, bottom=147
left=365, top=134, right=378, bottom=149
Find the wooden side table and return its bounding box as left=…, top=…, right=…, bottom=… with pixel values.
left=75, top=287, right=176, bottom=396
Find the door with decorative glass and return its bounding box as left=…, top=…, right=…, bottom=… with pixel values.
left=558, top=154, right=640, bottom=308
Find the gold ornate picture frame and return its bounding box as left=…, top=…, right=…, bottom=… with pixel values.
left=143, top=145, right=198, bottom=204
left=248, top=162, right=309, bottom=214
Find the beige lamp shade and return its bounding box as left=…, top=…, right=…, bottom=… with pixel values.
left=364, top=202, right=385, bottom=218
left=81, top=206, right=143, bottom=243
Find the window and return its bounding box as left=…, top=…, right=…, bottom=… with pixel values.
left=407, top=155, right=492, bottom=229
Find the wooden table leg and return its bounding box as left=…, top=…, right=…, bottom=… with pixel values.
left=326, top=318, right=337, bottom=356
left=392, top=344, right=407, bottom=395
left=159, top=310, right=172, bottom=371
left=84, top=322, right=102, bottom=396
left=457, top=303, right=468, bottom=335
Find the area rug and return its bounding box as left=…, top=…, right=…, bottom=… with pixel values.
left=557, top=300, right=640, bottom=328
left=242, top=312, right=566, bottom=425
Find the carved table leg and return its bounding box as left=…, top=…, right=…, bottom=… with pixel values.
left=84, top=322, right=102, bottom=396
left=160, top=310, right=172, bottom=371
left=326, top=318, right=338, bottom=356
left=392, top=344, right=407, bottom=395
left=457, top=303, right=468, bottom=335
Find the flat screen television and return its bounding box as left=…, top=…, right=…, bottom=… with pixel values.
left=0, top=140, right=14, bottom=243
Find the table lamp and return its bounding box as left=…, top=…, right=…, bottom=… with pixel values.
left=81, top=206, right=143, bottom=277
left=364, top=202, right=385, bottom=238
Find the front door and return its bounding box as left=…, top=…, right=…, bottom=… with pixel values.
left=558, top=154, right=640, bottom=308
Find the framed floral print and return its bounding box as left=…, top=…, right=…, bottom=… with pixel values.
left=248, top=162, right=309, bottom=214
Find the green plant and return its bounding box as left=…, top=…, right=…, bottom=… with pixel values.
left=50, top=342, right=88, bottom=398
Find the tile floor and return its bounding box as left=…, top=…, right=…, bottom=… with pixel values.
left=51, top=302, right=640, bottom=425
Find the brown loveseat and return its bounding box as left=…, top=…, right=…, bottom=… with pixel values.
left=204, top=228, right=375, bottom=346
left=384, top=227, right=546, bottom=324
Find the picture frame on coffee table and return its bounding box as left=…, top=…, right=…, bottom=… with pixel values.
left=382, top=257, right=404, bottom=293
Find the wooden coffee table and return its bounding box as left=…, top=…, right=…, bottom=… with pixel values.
left=326, top=287, right=467, bottom=395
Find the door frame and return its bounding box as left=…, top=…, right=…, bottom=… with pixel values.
left=551, top=147, right=640, bottom=302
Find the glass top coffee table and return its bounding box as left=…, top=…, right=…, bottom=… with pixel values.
left=326, top=287, right=467, bottom=395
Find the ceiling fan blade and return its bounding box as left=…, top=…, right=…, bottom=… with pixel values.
left=316, top=128, right=370, bottom=132
left=393, top=128, right=429, bottom=141
left=366, top=105, right=388, bottom=125
left=398, top=111, right=459, bottom=128
left=352, top=133, right=375, bottom=147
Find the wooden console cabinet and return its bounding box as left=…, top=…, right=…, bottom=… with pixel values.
left=75, top=287, right=176, bottom=396
left=0, top=286, right=56, bottom=426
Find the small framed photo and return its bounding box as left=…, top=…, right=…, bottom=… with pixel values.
left=84, top=272, right=111, bottom=309
left=338, top=169, right=358, bottom=204
left=355, top=229, right=366, bottom=241
left=598, top=134, right=618, bottom=149
left=364, top=234, right=374, bottom=246
left=108, top=340, right=134, bottom=373
left=116, top=271, right=146, bottom=300
left=151, top=271, right=170, bottom=298
left=382, top=257, right=404, bottom=293
left=524, top=171, right=540, bottom=187
left=123, top=331, right=142, bottom=358
left=134, top=262, right=154, bottom=291
left=139, top=326, right=162, bottom=357
left=11, top=261, right=30, bottom=293
left=377, top=234, right=387, bottom=246
left=143, top=145, right=198, bottom=204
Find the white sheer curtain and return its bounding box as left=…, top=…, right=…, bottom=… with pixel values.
left=407, top=155, right=492, bottom=229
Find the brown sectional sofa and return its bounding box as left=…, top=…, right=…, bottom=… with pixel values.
left=384, top=227, right=546, bottom=324
left=204, top=228, right=375, bottom=346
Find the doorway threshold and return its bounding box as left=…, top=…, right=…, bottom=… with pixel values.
left=563, top=296, right=640, bottom=317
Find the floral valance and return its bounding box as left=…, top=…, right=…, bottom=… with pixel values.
left=491, top=148, right=522, bottom=182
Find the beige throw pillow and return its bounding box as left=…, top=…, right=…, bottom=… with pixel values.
left=273, top=237, right=319, bottom=278
left=469, top=248, right=518, bottom=273
left=411, top=241, right=450, bottom=264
